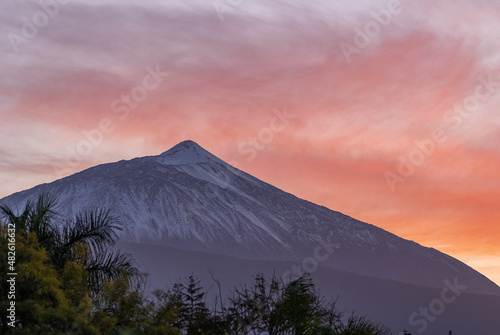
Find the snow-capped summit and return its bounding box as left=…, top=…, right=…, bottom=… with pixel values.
left=158, top=140, right=224, bottom=166
left=1, top=141, right=499, bottom=297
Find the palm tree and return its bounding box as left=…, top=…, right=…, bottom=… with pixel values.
left=0, top=193, right=140, bottom=292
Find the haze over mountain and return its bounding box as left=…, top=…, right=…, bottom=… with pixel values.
left=2, top=140, right=500, bottom=333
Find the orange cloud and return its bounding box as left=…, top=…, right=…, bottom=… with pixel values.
left=1, top=0, right=499, bottom=285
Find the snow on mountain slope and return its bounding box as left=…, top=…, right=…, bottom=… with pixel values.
left=2, top=140, right=499, bottom=295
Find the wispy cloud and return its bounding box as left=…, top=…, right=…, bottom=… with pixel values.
left=1, top=0, right=499, bottom=284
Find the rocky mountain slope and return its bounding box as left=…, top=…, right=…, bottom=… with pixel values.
left=2, top=140, right=499, bottom=296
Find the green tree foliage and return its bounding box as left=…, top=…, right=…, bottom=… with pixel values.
left=0, top=194, right=141, bottom=334
left=1, top=194, right=139, bottom=292
left=0, top=229, right=97, bottom=334
left=227, top=273, right=387, bottom=335
left=174, top=275, right=211, bottom=334
left=144, top=289, right=183, bottom=335
left=1, top=193, right=394, bottom=335
left=335, top=314, right=392, bottom=335
left=228, top=273, right=283, bottom=334
left=277, top=275, right=324, bottom=334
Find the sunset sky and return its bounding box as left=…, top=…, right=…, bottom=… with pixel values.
left=1, top=0, right=499, bottom=286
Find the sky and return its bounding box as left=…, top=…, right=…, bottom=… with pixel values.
left=1, top=0, right=499, bottom=286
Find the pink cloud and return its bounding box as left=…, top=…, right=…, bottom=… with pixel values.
left=1, top=0, right=499, bottom=284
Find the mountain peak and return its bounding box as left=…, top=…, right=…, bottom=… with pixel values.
left=162, top=140, right=203, bottom=153
left=158, top=140, right=222, bottom=165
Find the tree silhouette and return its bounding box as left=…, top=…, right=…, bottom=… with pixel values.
left=174, top=275, right=210, bottom=334
left=0, top=193, right=140, bottom=292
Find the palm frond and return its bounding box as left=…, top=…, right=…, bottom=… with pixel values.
left=29, top=193, right=58, bottom=225
left=29, top=193, right=59, bottom=249
left=52, top=208, right=122, bottom=271
left=2, top=193, right=142, bottom=296
left=85, top=250, right=141, bottom=292
left=63, top=208, right=122, bottom=253
left=0, top=200, right=34, bottom=232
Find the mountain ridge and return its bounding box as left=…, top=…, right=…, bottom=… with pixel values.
left=1, top=140, right=499, bottom=296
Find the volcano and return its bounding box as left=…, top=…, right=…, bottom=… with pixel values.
left=2, top=140, right=499, bottom=333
